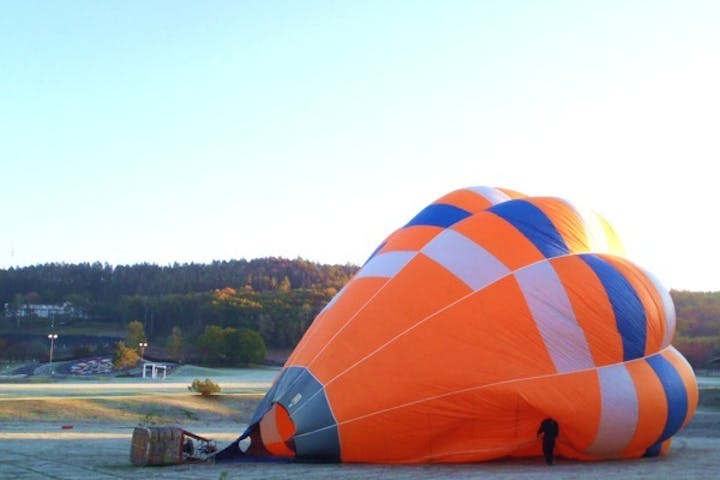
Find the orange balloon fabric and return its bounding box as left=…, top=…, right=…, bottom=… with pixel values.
left=218, top=186, right=697, bottom=464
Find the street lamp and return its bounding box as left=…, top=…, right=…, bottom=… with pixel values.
left=139, top=342, right=148, bottom=363
left=48, top=333, right=58, bottom=375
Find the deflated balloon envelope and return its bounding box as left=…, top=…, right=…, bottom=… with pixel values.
left=220, top=186, right=698, bottom=464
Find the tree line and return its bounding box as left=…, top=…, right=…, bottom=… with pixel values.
left=0, top=258, right=357, bottom=364
left=672, top=290, right=720, bottom=368
left=1, top=259, right=718, bottom=368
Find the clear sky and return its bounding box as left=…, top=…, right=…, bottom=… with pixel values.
left=1, top=1, right=718, bottom=291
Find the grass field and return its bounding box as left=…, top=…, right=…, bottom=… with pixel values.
left=1, top=368, right=719, bottom=479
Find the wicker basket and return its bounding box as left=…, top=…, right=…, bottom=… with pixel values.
left=130, top=426, right=185, bottom=466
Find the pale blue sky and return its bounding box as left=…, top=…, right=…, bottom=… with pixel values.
left=1, top=1, right=719, bottom=291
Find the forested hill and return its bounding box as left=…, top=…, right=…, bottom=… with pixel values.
left=0, top=258, right=357, bottom=303
left=0, top=259, right=358, bottom=355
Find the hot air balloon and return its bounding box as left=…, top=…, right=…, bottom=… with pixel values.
left=217, top=186, right=698, bottom=464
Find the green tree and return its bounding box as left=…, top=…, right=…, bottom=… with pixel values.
left=124, top=320, right=147, bottom=353
left=197, top=325, right=267, bottom=366
left=197, top=325, right=228, bottom=364
left=236, top=328, right=267, bottom=364
left=224, top=327, right=266, bottom=365
left=166, top=326, right=184, bottom=360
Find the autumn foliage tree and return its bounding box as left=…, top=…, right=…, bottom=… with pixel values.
left=672, top=290, right=720, bottom=367
left=113, top=341, right=140, bottom=369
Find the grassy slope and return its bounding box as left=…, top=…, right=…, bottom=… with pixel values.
left=1, top=387, right=717, bottom=426
left=0, top=392, right=264, bottom=424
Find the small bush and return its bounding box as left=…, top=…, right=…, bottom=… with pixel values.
left=188, top=378, right=221, bottom=396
